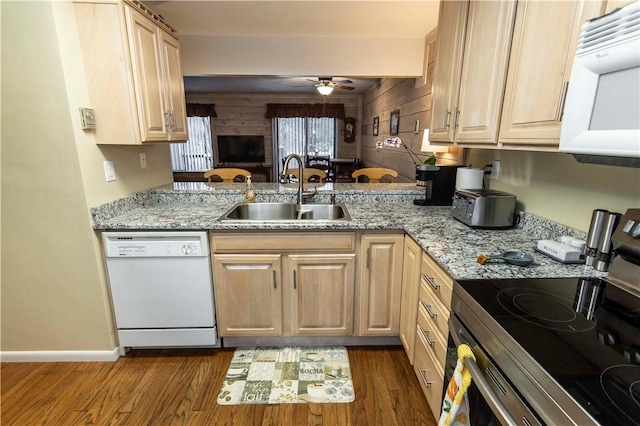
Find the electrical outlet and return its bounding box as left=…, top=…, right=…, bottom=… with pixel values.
left=104, top=160, right=116, bottom=182
left=489, top=160, right=501, bottom=180
left=139, top=153, right=147, bottom=169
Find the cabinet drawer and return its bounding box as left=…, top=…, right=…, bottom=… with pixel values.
left=417, top=301, right=448, bottom=368
left=211, top=232, right=355, bottom=252
left=414, top=328, right=445, bottom=421
left=419, top=282, right=451, bottom=344
left=421, top=252, right=454, bottom=306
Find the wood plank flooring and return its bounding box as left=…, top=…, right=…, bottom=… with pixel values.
left=1, top=345, right=437, bottom=426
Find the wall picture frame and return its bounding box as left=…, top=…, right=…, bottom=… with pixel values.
left=390, top=110, right=400, bottom=135
left=373, top=116, right=379, bottom=136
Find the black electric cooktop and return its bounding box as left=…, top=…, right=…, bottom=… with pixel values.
left=455, top=277, right=640, bottom=426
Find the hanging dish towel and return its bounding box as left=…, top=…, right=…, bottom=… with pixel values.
left=438, top=344, right=475, bottom=426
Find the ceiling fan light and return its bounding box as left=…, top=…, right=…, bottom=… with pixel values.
left=317, top=85, right=334, bottom=95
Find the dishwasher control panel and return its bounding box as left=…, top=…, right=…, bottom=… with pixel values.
left=102, top=232, right=209, bottom=257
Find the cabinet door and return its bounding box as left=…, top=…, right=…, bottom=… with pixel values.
left=358, top=234, right=404, bottom=336
left=455, top=0, right=517, bottom=144
left=499, top=0, right=604, bottom=146
left=212, top=254, right=282, bottom=336
left=284, top=254, right=355, bottom=336
left=125, top=5, right=169, bottom=142
left=429, top=0, right=469, bottom=143
left=399, top=236, right=422, bottom=365
left=159, top=30, right=188, bottom=141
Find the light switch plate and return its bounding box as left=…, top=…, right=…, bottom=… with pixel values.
left=79, top=108, right=95, bottom=130
left=489, top=160, right=501, bottom=180
left=104, top=160, right=116, bottom=182
left=139, top=153, right=147, bottom=169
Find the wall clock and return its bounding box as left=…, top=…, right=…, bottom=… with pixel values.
left=344, top=117, right=356, bottom=143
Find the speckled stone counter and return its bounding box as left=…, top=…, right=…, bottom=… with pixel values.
left=91, top=182, right=605, bottom=281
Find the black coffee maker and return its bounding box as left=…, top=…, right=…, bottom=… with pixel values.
left=413, top=165, right=461, bottom=206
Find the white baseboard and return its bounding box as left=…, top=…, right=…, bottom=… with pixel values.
left=1, top=347, right=120, bottom=362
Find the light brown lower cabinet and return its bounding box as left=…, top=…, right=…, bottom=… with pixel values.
left=283, top=254, right=355, bottom=336
left=406, top=248, right=456, bottom=418
left=211, top=232, right=356, bottom=337
left=414, top=327, right=446, bottom=421
left=399, top=236, right=422, bottom=364
left=357, top=233, right=405, bottom=336
left=213, top=252, right=355, bottom=337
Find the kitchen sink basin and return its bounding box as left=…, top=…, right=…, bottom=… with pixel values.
left=220, top=202, right=351, bottom=221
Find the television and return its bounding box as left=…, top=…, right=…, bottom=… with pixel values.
left=216, top=135, right=266, bottom=164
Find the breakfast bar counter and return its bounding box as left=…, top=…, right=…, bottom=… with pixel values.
left=91, top=182, right=605, bottom=281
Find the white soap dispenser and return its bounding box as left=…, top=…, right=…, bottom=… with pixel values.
left=244, top=176, right=255, bottom=203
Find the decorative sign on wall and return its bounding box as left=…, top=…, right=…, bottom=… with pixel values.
left=390, top=110, right=400, bottom=136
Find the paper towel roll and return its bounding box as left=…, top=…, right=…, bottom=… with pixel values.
left=456, top=168, right=484, bottom=189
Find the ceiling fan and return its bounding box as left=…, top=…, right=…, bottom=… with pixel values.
left=307, top=77, right=355, bottom=95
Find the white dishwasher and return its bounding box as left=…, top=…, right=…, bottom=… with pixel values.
left=102, top=231, right=218, bottom=354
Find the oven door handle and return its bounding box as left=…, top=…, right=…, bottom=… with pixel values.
left=461, top=355, right=520, bottom=426
left=450, top=319, right=520, bottom=426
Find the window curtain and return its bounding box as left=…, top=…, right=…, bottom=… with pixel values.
left=272, top=117, right=337, bottom=174
left=170, top=103, right=217, bottom=172
left=186, top=103, right=217, bottom=117
left=265, top=103, right=345, bottom=119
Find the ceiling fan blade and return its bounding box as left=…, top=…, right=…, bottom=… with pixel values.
left=333, top=84, right=355, bottom=90
left=332, top=79, right=353, bottom=84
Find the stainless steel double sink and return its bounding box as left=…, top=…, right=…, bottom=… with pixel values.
left=220, top=202, right=351, bottom=221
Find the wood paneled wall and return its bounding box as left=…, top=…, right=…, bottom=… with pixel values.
left=360, top=29, right=462, bottom=182
left=186, top=93, right=361, bottom=181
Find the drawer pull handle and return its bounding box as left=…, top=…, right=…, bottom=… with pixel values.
left=444, top=108, right=451, bottom=129
left=417, top=367, right=433, bottom=388
left=419, top=326, right=436, bottom=346
left=423, top=274, right=440, bottom=290
left=293, top=270, right=297, bottom=290
left=420, top=301, right=437, bottom=319
left=273, top=270, right=277, bottom=289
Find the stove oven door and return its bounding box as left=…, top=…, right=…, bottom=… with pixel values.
left=447, top=315, right=542, bottom=426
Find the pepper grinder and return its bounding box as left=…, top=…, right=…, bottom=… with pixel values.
left=585, top=209, right=608, bottom=267
left=595, top=212, right=622, bottom=272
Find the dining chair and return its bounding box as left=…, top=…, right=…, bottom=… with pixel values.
left=203, top=168, right=251, bottom=183
left=352, top=167, right=399, bottom=183
left=306, top=155, right=335, bottom=181
left=284, top=168, right=327, bottom=182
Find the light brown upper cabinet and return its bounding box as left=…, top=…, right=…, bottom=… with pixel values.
left=430, top=0, right=605, bottom=150
left=73, top=0, right=187, bottom=144
left=430, top=0, right=517, bottom=145
left=429, top=0, right=469, bottom=143
left=498, top=1, right=605, bottom=147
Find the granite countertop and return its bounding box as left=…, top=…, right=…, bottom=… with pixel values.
left=91, top=182, right=605, bottom=281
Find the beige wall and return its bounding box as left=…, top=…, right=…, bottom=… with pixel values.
left=1, top=1, right=174, bottom=352
left=181, top=35, right=427, bottom=78
left=2, top=1, right=113, bottom=351
left=466, top=149, right=640, bottom=232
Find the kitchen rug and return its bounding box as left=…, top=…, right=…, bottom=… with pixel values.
left=217, top=346, right=354, bottom=404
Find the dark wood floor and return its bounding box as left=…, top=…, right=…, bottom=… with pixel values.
left=1, top=345, right=437, bottom=426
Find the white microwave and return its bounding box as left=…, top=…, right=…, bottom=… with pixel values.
left=560, top=1, right=640, bottom=167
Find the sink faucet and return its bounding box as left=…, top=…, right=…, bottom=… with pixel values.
left=281, top=153, right=315, bottom=205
